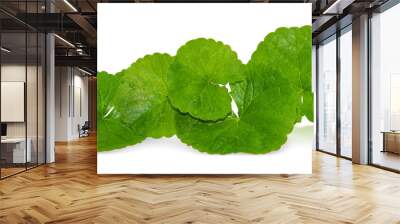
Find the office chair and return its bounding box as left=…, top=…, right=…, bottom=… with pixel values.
left=79, top=121, right=90, bottom=138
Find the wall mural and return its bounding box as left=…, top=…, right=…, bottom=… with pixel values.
left=97, top=4, right=313, bottom=174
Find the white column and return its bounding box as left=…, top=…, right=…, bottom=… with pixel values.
left=46, top=33, right=55, bottom=163
left=46, top=1, right=55, bottom=163
left=352, top=14, right=369, bottom=164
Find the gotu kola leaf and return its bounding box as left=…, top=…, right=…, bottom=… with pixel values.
left=249, top=25, right=313, bottom=121
left=98, top=26, right=312, bottom=153
left=175, top=65, right=299, bottom=154
left=97, top=53, right=176, bottom=151
left=167, top=38, right=245, bottom=121
left=97, top=71, right=143, bottom=152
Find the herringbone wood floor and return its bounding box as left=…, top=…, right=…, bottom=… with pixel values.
left=1, top=135, right=400, bottom=224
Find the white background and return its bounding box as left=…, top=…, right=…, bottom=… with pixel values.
left=97, top=3, right=313, bottom=174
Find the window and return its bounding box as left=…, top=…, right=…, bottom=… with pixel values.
left=370, top=3, right=400, bottom=171
left=339, top=27, right=352, bottom=158
left=317, top=35, right=337, bottom=154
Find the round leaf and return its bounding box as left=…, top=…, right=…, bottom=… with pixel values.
left=167, top=38, right=245, bottom=121
left=97, top=53, right=177, bottom=151
left=249, top=25, right=313, bottom=121
left=176, top=67, right=299, bottom=154
left=97, top=71, right=145, bottom=152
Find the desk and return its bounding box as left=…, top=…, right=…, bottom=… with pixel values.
left=1, top=138, right=31, bottom=163
left=381, top=131, right=400, bottom=154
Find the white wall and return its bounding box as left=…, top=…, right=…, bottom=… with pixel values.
left=55, top=67, right=89, bottom=141
left=55, top=66, right=70, bottom=141
left=1, top=65, right=26, bottom=138
left=71, top=72, right=89, bottom=138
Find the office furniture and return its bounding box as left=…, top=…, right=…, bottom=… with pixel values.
left=0, top=138, right=32, bottom=165
left=382, top=131, right=400, bottom=154
left=79, top=121, right=90, bottom=138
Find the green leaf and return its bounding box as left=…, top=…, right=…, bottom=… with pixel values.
left=98, top=27, right=312, bottom=153
left=175, top=67, right=299, bottom=154
left=302, top=90, right=314, bottom=121
left=97, top=71, right=145, bottom=152
left=249, top=25, right=313, bottom=121
left=167, top=38, right=245, bottom=121
left=97, top=53, right=177, bottom=152
left=115, top=53, right=177, bottom=139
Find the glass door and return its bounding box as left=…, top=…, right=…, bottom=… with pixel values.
left=27, top=30, right=38, bottom=169
left=38, top=32, right=46, bottom=165
left=370, top=3, right=400, bottom=171
left=317, top=35, right=337, bottom=155
left=0, top=1, right=47, bottom=179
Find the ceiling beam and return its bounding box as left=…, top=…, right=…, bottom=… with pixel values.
left=55, top=55, right=96, bottom=70
left=323, top=0, right=355, bottom=14
left=67, top=13, right=97, bottom=39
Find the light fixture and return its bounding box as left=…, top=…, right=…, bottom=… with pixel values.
left=76, top=48, right=88, bottom=56
left=1, top=47, right=11, bottom=53
left=54, top=34, right=75, bottom=48
left=322, top=0, right=354, bottom=15
left=78, top=67, right=93, bottom=76
left=63, top=0, right=78, bottom=12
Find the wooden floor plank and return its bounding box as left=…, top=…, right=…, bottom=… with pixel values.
left=1, top=135, right=400, bottom=223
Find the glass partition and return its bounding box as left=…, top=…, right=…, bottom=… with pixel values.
left=1, top=31, right=28, bottom=177
left=0, top=2, right=46, bottom=179
left=339, top=27, right=352, bottom=158
left=27, top=31, right=38, bottom=169
left=371, top=3, right=400, bottom=171
left=317, top=35, right=337, bottom=154
left=38, top=32, right=45, bottom=165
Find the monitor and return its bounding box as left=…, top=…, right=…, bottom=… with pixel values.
left=1, top=123, right=7, bottom=137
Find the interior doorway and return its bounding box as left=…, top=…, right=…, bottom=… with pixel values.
left=54, top=67, right=96, bottom=144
